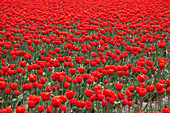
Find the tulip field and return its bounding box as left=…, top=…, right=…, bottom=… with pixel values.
left=0, top=0, right=170, bottom=112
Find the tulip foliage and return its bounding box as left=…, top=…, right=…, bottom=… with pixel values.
left=0, top=0, right=170, bottom=113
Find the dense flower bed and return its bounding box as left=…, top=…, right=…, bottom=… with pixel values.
left=0, top=0, right=170, bottom=112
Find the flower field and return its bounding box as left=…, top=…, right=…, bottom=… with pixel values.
left=0, top=0, right=170, bottom=112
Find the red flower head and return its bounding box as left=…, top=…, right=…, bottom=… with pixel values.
left=78, top=67, right=85, bottom=74
left=4, top=107, right=12, bottom=113
left=128, top=86, right=135, bottom=92
left=156, top=83, right=165, bottom=91
left=37, top=106, right=44, bottom=112
left=167, top=87, right=170, bottom=94
left=14, top=90, right=20, bottom=96
left=5, top=88, right=12, bottom=95
left=59, top=105, right=67, bottom=113
left=65, top=76, right=72, bottom=83
left=51, top=96, right=62, bottom=108
left=115, top=83, right=123, bottom=91
left=29, top=74, right=37, bottom=83
left=66, top=90, right=75, bottom=99
left=166, top=79, right=170, bottom=86
left=122, top=99, right=128, bottom=105
left=139, top=88, right=147, bottom=97
left=137, top=74, right=147, bottom=83
left=28, top=100, right=36, bottom=108
left=46, top=106, right=53, bottom=113
left=19, top=61, right=27, bottom=67
left=146, top=85, right=155, bottom=92
left=76, top=75, right=83, bottom=83
left=41, top=92, right=51, bottom=101
left=9, top=83, right=18, bottom=90
left=128, top=101, right=133, bottom=106
left=107, top=69, right=114, bottom=76
left=63, top=82, right=70, bottom=89
left=39, top=77, right=47, bottom=84
left=102, top=100, right=108, bottom=106
left=16, top=106, right=27, bottom=113
left=162, top=108, right=170, bottom=113
left=69, top=68, right=76, bottom=75
left=0, top=81, right=8, bottom=90
left=85, top=89, right=93, bottom=98
left=118, top=92, right=125, bottom=100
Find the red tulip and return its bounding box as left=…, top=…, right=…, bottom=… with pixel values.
left=0, top=81, right=8, bottom=90
left=115, top=83, right=124, bottom=91
left=139, top=88, right=147, bottom=96
left=118, top=92, right=125, bottom=100
left=85, top=89, right=93, bottom=97
left=29, top=74, right=37, bottom=82
left=5, top=88, right=12, bottom=95
left=137, top=74, right=147, bottom=83
left=162, top=108, right=170, bottom=113
left=63, top=82, right=70, bottom=89
left=78, top=67, right=85, bottom=74
left=102, top=100, right=108, bottom=106
left=59, top=105, right=67, bottom=113
left=46, top=106, right=53, bottom=113
left=15, top=106, right=27, bottom=113
left=37, top=106, right=44, bottom=112
left=51, top=96, right=62, bottom=108
left=66, top=90, right=75, bottom=99
left=9, top=83, right=18, bottom=90
left=14, top=90, right=20, bottom=96
left=167, top=87, right=170, bottom=93
left=41, top=92, right=51, bottom=101
left=28, top=100, right=36, bottom=108
left=122, top=99, right=128, bottom=105
left=128, top=86, right=135, bottom=92
left=69, top=68, right=76, bottom=75
left=156, top=83, right=165, bottom=91
left=19, top=61, right=27, bottom=67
